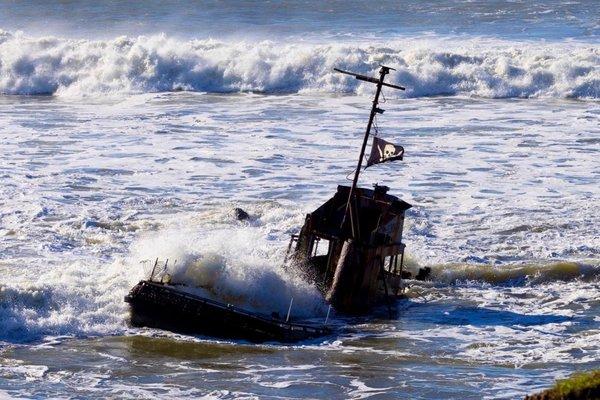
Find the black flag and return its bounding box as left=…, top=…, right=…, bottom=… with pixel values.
left=366, top=137, right=404, bottom=167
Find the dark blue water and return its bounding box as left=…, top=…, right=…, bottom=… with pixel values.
left=1, top=0, right=598, bottom=41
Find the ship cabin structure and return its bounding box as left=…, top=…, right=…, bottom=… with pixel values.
left=287, top=184, right=411, bottom=313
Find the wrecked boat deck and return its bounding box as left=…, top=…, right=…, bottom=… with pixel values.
left=125, top=280, right=332, bottom=343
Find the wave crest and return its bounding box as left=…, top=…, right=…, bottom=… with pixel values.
left=428, top=261, right=600, bottom=285
left=0, top=31, right=598, bottom=98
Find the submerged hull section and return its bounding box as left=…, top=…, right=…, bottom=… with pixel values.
left=125, top=280, right=331, bottom=343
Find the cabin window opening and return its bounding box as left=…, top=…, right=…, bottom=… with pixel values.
left=310, top=238, right=332, bottom=277
left=383, top=256, right=391, bottom=273
left=384, top=255, right=398, bottom=274
left=313, top=238, right=330, bottom=257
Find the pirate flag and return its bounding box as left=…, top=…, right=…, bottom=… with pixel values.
left=366, top=136, right=404, bottom=168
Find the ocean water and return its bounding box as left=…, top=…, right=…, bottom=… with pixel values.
left=0, top=1, right=599, bottom=399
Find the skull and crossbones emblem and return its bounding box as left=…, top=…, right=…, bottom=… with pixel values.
left=378, top=143, right=397, bottom=162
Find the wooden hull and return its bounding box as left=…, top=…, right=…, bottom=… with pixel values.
left=125, top=280, right=331, bottom=343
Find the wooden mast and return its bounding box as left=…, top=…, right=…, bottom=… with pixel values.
left=335, top=65, right=405, bottom=238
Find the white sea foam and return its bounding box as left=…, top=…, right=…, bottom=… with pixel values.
left=127, top=205, right=327, bottom=318
left=0, top=203, right=326, bottom=343
left=0, top=259, right=138, bottom=343
left=0, top=91, right=598, bottom=345
left=0, top=30, right=598, bottom=98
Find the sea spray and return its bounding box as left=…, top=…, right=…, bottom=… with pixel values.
left=0, top=259, right=136, bottom=343
left=0, top=202, right=322, bottom=343
left=126, top=202, right=330, bottom=317
left=0, top=30, right=598, bottom=98
left=128, top=226, right=328, bottom=318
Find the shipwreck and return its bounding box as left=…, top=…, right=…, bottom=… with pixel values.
left=126, top=66, right=416, bottom=341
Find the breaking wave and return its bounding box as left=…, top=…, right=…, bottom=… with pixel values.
left=428, top=261, right=600, bottom=285
left=128, top=228, right=328, bottom=320
left=0, top=204, right=328, bottom=343
left=0, top=30, right=598, bottom=98
left=1, top=256, right=597, bottom=343
left=0, top=261, right=135, bottom=344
